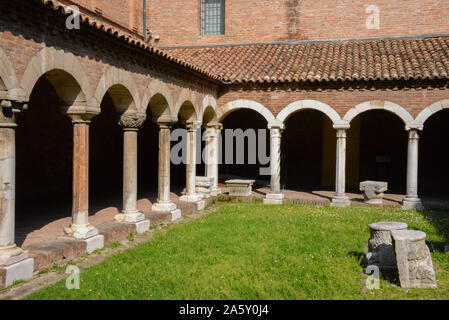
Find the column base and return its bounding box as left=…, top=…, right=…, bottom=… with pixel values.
left=263, top=193, right=284, bottom=205
left=402, top=197, right=424, bottom=210
left=135, top=220, right=150, bottom=234
left=0, top=245, right=29, bottom=267
left=84, top=235, right=104, bottom=254
left=179, top=194, right=203, bottom=202
left=211, top=188, right=222, bottom=196
left=1, top=258, right=34, bottom=288
left=65, top=224, right=99, bottom=240
left=152, top=201, right=177, bottom=212
left=152, top=201, right=181, bottom=221
left=331, top=195, right=351, bottom=207
left=115, top=211, right=145, bottom=223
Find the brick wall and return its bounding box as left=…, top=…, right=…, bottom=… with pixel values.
left=148, top=0, right=449, bottom=47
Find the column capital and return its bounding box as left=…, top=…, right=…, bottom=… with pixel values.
left=118, top=111, right=146, bottom=129
left=408, top=129, right=420, bottom=140
left=268, top=119, right=285, bottom=131
left=0, top=99, right=28, bottom=128
left=205, top=121, right=223, bottom=131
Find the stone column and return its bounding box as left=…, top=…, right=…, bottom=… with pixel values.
left=152, top=120, right=181, bottom=220
left=205, top=122, right=222, bottom=196
left=331, top=126, right=351, bottom=207
left=115, top=113, right=149, bottom=229
left=403, top=129, right=423, bottom=210
left=264, top=120, right=285, bottom=204
left=0, top=100, right=29, bottom=266
left=66, top=116, right=98, bottom=239
left=180, top=121, right=203, bottom=203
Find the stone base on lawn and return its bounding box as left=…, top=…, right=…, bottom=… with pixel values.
left=171, top=209, right=182, bottom=221
left=391, top=229, right=437, bottom=288
left=360, top=181, right=388, bottom=205
left=84, top=235, right=104, bottom=254
left=226, top=180, right=255, bottom=197
left=263, top=193, right=284, bottom=204
left=196, top=176, right=214, bottom=198
left=331, top=195, right=351, bottom=207
left=0, top=258, right=34, bottom=288
left=366, top=222, right=408, bottom=271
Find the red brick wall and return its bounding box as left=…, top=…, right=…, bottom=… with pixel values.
left=55, top=0, right=144, bottom=39
left=148, top=0, right=449, bottom=47
left=218, top=85, right=449, bottom=120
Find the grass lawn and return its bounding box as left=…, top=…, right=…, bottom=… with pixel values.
left=26, top=203, right=449, bottom=300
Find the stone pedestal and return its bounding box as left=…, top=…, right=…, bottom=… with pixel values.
left=366, top=222, right=408, bottom=270
left=196, top=176, right=213, bottom=198
left=263, top=193, right=284, bottom=205
left=391, top=229, right=437, bottom=288
left=264, top=121, right=284, bottom=204
left=360, top=181, right=388, bottom=205
left=226, top=180, right=255, bottom=197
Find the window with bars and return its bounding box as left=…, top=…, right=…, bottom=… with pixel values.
left=201, top=0, right=225, bottom=35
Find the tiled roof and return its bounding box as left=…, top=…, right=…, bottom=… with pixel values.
left=33, top=0, right=221, bottom=81
left=164, top=36, right=449, bottom=84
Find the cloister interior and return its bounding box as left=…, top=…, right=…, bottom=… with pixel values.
left=12, top=70, right=449, bottom=247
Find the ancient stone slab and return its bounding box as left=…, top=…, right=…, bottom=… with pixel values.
left=391, top=230, right=437, bottom=289
left=366, top=222, right=408, bottom=270
left=171, top=209, right=182, bottom=221
left=360, top=181, right=388, bottom=204
left=196, top=176, right=213, bottom=198
left=226, top=179, right=255, bottom=197
left=2, top=258, right=34, bottom=288
left=263, top=193, right=284, bottom=205
left=196, top=200, right=206, bottom=211
left=84, top=235, right=104, bottom=254
left=135, top=220, right=150, bottom=234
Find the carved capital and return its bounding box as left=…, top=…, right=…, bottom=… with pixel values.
left=119, top=112, right=146, bottom=129
left=0, top=99, right=28, bottom=127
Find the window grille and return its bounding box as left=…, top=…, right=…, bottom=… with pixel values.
left=201, top=0, right=225, bottom=35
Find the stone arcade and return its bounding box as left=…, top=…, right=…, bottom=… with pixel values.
left=1, top=0, right=449, bottom=287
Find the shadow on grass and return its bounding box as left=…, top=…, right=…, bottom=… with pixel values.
left=417, top=210, right=449, bottom=253
left=348, top=250, right=401, bottom=287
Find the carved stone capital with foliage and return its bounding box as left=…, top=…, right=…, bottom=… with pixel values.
left=0, top=99, right=28, bottom=127
left=119, top=112, right=146, bottom=129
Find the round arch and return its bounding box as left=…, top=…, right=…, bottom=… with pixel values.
left=277, top=100, right=344, bottom=126
left=142, top=79, right=175, bottom=120
left=174, top=89, right=199, bottom=118
left=218, top=99, right=275, bottom=123
left=199, top=94, right=217, bottom=119
left=20, top=47, right=91, bottom=104
left=343, top=101, right=414, bottom=126
left=415, top=99, right=449, bottom=128
left=95, top=67, right=141, bottom=113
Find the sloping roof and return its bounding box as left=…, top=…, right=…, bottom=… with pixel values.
left=164, top=36, right=449, bottom=84
left=32, top=0, right=221, bottom=82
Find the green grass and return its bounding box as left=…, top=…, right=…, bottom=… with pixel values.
left=26, top=204, right=449, bottom=300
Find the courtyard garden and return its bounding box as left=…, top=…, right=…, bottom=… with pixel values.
left=26, top=202, right=449, bottom=300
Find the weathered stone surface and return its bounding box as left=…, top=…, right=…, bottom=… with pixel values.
left=226, top=179, right=255, bottom=197
left=366, top=222, right=408, bottom=270
left=135, top=220, right=150, bottom=234
left=96, top=221, right=136, bottom=246
left=84, top=235, right=104, bottom=254
left=391, top=229, right=437, bottom=288
left=2, top=258, right=33, bottom=288
left=25, top=239, right=87, bottom=273
left=360, top=181, right=388, bottom=204
left=196, top=176, right=213, bottom=198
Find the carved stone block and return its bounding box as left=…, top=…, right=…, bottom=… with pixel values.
left=366, top=222, right=408, bottom=270
left=391, top=230, right=437, bottom=288
left=196, top=176, right=214, bottom=198
left=360, top=181, right=388, bottom=204
left=226, top=179, right=255, bottom=197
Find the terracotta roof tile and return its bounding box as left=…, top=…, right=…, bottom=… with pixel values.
left=164, top=36, right=449, bottom=84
